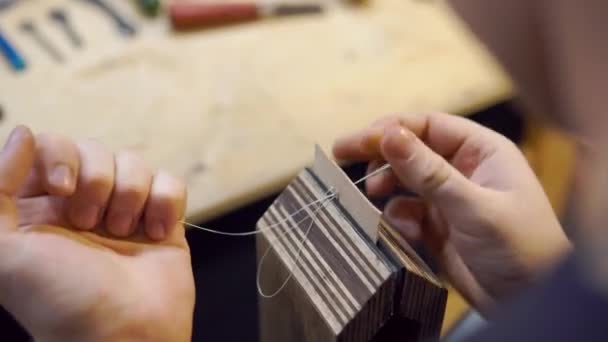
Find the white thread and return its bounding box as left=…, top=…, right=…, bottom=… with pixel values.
left=180, top=189, right=336, bottom=236
left=354, top=163, right=391, bottom=186
left=180, top=164, right=392, bottom=298
left=180, top=164, right=391, bottom=235
left=256, top=197, right=332, bottom=298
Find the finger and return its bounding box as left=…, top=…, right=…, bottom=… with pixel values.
left=380, top=125, right=478, bottom=205
left=105, top=151, right=153, bottom=237
left=0, top=126, right=36, bottom=231
left=333, top=116, right=402, bottom=162
left=17, top=196, right=68, bottom=227
left=35, top=133, right=80, bottom=196
left=333, top=126, right=385, bottom=162
left=17, top=170, right=44, bottom=198
left=68, top=140, right=115, bottom=230
left=383, top=196, right=425, bottom=240
left=365, top=160, right=398, bottom=198
left=144, top=171, right=187, bottom=241
left=333, top=112, right=497, bottom=162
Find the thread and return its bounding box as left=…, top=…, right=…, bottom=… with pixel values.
left=180, top=190, right=336, bottom=237
left=354, top=163, right=391, bottom=186
left=181, top=163, right=392, bottom=297
left=257, top=196, right=332, bottom=298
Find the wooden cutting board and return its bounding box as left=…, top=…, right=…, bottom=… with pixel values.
left=0, top=0, right=512, bottom=222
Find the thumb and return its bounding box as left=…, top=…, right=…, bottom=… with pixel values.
left=380, top=125, right=478, bottom=206
left=0, top=126, right=36, bottom=231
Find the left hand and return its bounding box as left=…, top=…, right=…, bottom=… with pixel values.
left=0, top=126, right=195, bottom=341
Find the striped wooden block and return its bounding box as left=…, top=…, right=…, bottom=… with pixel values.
left=257, top=147, right=447, bottom=342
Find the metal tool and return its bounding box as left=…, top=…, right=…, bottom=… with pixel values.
left=20, top=20, right=64, bottom=63
left=0, top=29, right=26, bottom=71
left=50, top=8, right=83, bottom=48
left=80, top=0, right=137, bottom=37
left=170, top=2, right=323, bottom=31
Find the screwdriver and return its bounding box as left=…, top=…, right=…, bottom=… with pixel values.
left=170, top=2, right=323, bottom=31
left=20, top=20, right=64, bottom=63
left=50, top=8, right=84, bottom=48
left=80, top=0, right=137, bottom=37
left=0, top=29, right=26, bottom=71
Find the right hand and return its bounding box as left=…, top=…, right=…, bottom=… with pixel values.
left=333, top=113, right=571, bottom=314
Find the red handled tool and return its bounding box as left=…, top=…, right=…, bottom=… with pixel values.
left=170, top=2, right=323, bottom=30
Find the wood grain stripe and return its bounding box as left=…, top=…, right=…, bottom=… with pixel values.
left=268, top=205, right=351, bottom=325
left=293, top=173, right=390, bottom=283
left=286, top=179, right=378, bottom=294
left=279, top=187, right=371, bottom=309
left=275, top=203, right=359, bottom=317
left=261, top=214, right=342, bottom=333
left=301, top=171, right=392, bottom=281
left=293, top=174, right=384, bottom=283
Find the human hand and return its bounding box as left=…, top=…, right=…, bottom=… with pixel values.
left=0, top=126, right=194, bottom=341
left=333, top=113, right=571, bottom=314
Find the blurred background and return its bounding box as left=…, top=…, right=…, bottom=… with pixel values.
left=0, top=0, right=576, bottom=341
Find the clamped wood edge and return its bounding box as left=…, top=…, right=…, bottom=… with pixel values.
left=311, top=145, right=381, bottom=242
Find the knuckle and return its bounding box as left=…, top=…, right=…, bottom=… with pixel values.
left=81, top=171, right=113, bottom=192
left=35, top=133, right=77, bottom=160
left=420, top=155, right=449, bottom=193
left=116, top=151, right=151, bottom=175
left=36, top=132, right=69, bottom=147
left=116, top=150, right=145, bottom=164
left=77, top=138, right=106, bottom=152
left=151, top=185, right=186, bottom=210
left=154, top=186, right=184, bottom=205
left=115, top=182, right=149, bottom=201
left=35, top=132, right=54, bottom=144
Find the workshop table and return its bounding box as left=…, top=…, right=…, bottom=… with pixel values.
left=0, top=0, right=512, bottom=224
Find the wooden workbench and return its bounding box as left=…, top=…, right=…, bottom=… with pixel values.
left=0, top=0, right=511, bottom=223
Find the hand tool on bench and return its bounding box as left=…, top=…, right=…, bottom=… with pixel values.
left=170, top=2, right=323, bottom=31
left=79, top=0, right=137, bottom=37
left=50, top=8, right=84, bottom=48
left=20, top=20, right=64, bottom=64
left=0, top=29, right=26, bottom=71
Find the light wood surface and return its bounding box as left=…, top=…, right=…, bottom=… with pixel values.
left=0, top=0, right=512, bottom=223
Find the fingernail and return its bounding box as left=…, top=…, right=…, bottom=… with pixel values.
left=361, top=127, right=384, bottom=154
left=108, top=212, right=133, bottom=237
left=147, top=221, right=166, bottom=240
left=383, top=127, right=416, bottom=160
left=71, top=204, right=100, bottom=230
left=5, top=125, right=28, bottom=148
left=49, top=165, right=74, bottom=191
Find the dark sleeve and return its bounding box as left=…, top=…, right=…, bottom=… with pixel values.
left=465, top=254, right=608, bottom=342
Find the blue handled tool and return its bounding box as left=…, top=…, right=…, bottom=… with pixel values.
left=0, top=30, right=26, bottom=71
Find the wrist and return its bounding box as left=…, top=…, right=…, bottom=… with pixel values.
left=33, top=315, right=192, bottom=342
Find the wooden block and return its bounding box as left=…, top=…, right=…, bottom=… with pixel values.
left=256, top=147, right=446, bottom=341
